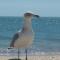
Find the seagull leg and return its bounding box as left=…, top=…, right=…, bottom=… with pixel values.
left=18, top=48, right=19, bottom=60
left=25, top=49, right=28, bottom=60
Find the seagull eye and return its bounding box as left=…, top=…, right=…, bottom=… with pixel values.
left=24, top=13, right=32, bottom=17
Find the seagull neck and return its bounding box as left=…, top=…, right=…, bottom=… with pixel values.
left=23, top=18, right=32, bottom=31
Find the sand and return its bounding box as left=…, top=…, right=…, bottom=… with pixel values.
left=0, top=55, right=60, bottom=60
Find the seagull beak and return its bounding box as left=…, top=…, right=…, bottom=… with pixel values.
left=33, top=14, right=40, bottom=18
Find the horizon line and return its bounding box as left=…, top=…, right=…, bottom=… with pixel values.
left=0, top=16, right=60, bottom=17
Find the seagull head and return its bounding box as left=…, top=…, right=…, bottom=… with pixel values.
left=24, top=12, right=40, bottom=20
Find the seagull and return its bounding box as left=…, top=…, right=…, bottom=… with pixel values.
left=9, top=12, right=39, bottom=60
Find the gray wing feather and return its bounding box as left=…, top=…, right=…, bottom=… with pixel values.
left=10, top=33, right=19, bottom=47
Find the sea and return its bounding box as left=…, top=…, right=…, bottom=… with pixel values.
left=0, top=17, right=60, bottom=55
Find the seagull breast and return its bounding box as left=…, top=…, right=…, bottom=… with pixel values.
left=14, top=30, right=34, bottom=48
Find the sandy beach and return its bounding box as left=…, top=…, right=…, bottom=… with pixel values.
left=0, top=55, right=60, bottom=60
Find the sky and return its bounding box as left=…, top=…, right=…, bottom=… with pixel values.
left=0, top=0, right=60, bottom=17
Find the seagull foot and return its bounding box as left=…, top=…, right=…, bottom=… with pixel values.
left=8, top=58, right=22, bottom=60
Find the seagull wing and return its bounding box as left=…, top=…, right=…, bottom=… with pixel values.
left=10, top=33, right=19, bottom=47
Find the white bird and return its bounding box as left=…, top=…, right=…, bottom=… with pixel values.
left=9, top=12, right=39, bottom=60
